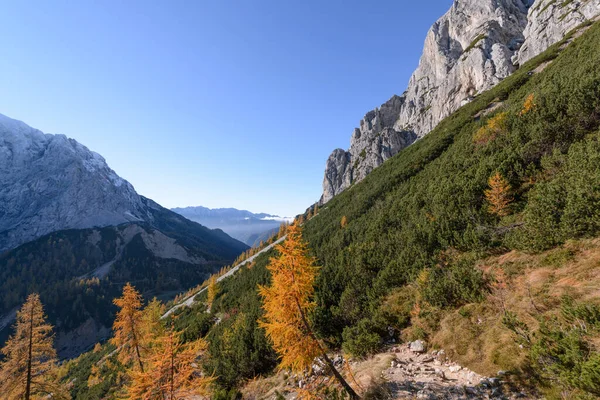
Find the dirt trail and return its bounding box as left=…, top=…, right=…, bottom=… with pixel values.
left=377, top=343, right=531, bottom=399
left=161, top=236, right=286, bottom=319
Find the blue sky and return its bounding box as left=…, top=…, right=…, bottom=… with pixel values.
left=0, top=0, right=453, bottom=216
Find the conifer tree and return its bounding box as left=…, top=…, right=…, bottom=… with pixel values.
left=0, top=293, right=67, bottom=400
left=111, top=283, right=145, bottom=372
left=140, top=297, right=165, bottom=348
left=485, top=172, right=513, bottom=217
left=341, top=215, right=348, bottom=228
left=206, top=275, right=219, bottom=310
left=259, top=224, right=359, bottom=399
left=127, top=327, right=213, bottom=399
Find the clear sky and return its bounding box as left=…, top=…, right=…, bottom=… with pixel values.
left=0, top=0, right=453, bottom=217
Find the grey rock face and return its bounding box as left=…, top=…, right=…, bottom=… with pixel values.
left=518, top=0, right=600, bottom=64
left=321, top=0, right=598, bottom=203
left=0, top=113, right=153, bottom=252
left=321, top=149, right=353, bottom=204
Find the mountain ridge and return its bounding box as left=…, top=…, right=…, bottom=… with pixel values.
left=320, top=0, right=600, bottom=203
left=172, top=205, right=292, bottom=246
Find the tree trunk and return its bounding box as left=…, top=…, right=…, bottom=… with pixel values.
left=296, top=300, right=360, bottom=399
left=129, top=314, right=144, bottom=373
left=24, top=302, right=34, bottom=400
left=170, top=332, right=175, bottom=400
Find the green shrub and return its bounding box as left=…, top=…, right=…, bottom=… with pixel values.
left=342, top=319, right=383, bottom=358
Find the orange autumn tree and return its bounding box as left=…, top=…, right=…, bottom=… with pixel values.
left=259, top=224, right=359, bottom=399
left=485, top=172, right=513, bottom=217
left=127, top=327, right=213, bottom=399
left=520, top=93, right=536, bottom=116
left=0, top=293, right=68, bottom=400
left=111, top=283, right=145, bottom=372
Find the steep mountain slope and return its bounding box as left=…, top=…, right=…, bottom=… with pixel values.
left=0, top=209, right=247, bottom=358
left=172, top=206, right=290, bottom=246
left=0, top=114, right=248, bottom=358
left=321, top=0, right=599, bottom=203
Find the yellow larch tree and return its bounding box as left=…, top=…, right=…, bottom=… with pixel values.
left=485, top=172, right=513, bottom=217
left=473, top=112, right=508, bottom=145
left=140, top=297, right=165, bottom=349
left=277, top=222, right=288, bottom=238
left=520, top=93, right=536, bottom=116
left=206, top=275, right=219, bottom=310
left=340, top=215, right=348, bottom=228
left=0, top=293, right=68, bottom=400
left=127, top=327, right=213, bottom=399
left=111, top=283, right=145, bottom=373
left=259, top=224, right=359, bottom=399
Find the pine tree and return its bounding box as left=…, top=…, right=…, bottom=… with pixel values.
left=206, top=275, right=219, bottom=310
left=0, top=293, right=67, bottom=400
left=485, top=172, right=513, bottom=217
left=111, top=283, right=145, bottom=372
left=127, top=327, right=213, bottom=399
left=259, top=224, right=359, bottom=399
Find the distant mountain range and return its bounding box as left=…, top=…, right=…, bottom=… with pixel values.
left=0, top=113, right=248, bottom=357
left=171, top=206, right=292, bottom=247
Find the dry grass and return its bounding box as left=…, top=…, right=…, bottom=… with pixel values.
left=432, top=237, right=600, bottom=376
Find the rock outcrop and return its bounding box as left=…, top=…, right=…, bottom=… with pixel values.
left=321, top=0, right=599, bottom=203
left=518, top=0, right=600, bottom=64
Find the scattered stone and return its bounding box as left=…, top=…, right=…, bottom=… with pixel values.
left=410, top=340, right=426, bottom=353
left=449, top=365, right=462, bottom=373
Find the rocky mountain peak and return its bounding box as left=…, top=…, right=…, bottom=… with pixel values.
left=0, top=113, right=152, bottom=252
left=320, top=0, right=598, bottom=204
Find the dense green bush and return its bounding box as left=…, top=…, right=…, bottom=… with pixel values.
left=342, top=318, right=383, bottom=357
left=526, top=297, right=600, bottom=397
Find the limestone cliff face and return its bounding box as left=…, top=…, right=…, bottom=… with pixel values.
left=0, top=113, right=152, bottom=251
left=518, top=0, right=600, bottom=64
left=321, top=0, right=599, bottom=204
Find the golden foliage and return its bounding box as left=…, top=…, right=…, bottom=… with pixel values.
left=0, top=293, right=68, bottom=400
left=111, top=283, right=145, bottom=372
left=520, top=93, right=536, bottom=116
left=473, top=112, right=508, bottom=145
left=340, top=215, right=348, bottom=229
left=258, top=225, right=360, bottom=399
left=206, top=275, right=219, bottom=310
left=140, top=297, right=165, bottom=349
left=127, top=328, right=213, bottom=400
left=485, top=172, right=513, bottom=217
left=277, top=222, right=288, bottom=239
left=258, top=224, right=322, bottom=373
